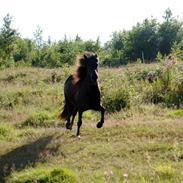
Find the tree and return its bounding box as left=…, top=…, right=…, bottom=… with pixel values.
left=106, top=18, right=159, bottom=63
left=33, top=26, right=44, bottom=49
left=0, top=14, right=18, bottom=67
left=57, top=38, right=76, bottom=65
left=158, top=9, right=183, bottom=55
left=125, top=18, right=159, bottom=61
left=13, top=38, right=35, bottom=64
left=163, top=8, right=172, bottom=22
left=84, top=38, right=101, bottom=53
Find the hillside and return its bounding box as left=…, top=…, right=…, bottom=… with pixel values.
left=0, top=63, right=183, bottom=183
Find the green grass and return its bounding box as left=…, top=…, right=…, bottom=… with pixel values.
left=20, top=111, right=56, bottom=128
left=168, top=109, right=183, bottom=118
left=0, top=64, right=183, bottom=182
left=5, top=166, right=77, bottom=183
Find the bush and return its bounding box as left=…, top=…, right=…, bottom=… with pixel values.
left=167, top=109, right=183, bottom=118
left=6, top=166, right=77, bottom=183
left=143, top=56, right=183, bottom=108
left=20, top=111, right=55, bottom=127
left=0, top=89, right=42, bottom=109
left=155, top=165, right=174, bottom=179
left=0, top=123, right=15, bottom=140
left=125, top=67, right=161, bottom=82
left=101, top=58, right=127, bottom=67
left=4, top=72, right=27, bottom=82
left=102, top=88, right=130, bottom=113
left=0, top=90, right=28, bottom=109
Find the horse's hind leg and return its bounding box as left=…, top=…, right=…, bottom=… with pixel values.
left=65, top=104, right=74, bottom=130
left=66, top=112, right=71, bottom=129
left=96, top=105, right=105, bottom=128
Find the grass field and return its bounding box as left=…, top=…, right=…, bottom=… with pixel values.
left=0, top=64, right=183, bottom=183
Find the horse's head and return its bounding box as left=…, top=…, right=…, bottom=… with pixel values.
left=84, top=53, right=99, bottom=83
left=73, top=52, right=99, bottom=84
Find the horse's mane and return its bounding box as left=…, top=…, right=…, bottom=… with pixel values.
left=72, top=52, right=94, bottom=84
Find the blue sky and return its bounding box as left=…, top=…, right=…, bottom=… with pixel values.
left=0, top=0, right=183, bottom=43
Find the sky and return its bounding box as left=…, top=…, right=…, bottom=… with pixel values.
left=0, top=0, right=183, bottom=43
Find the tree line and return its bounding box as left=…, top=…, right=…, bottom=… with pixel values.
left=0, top=8, right=183, bottom=69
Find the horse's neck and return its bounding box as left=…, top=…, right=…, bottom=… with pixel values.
left=83, top=76, right=98, bottom=89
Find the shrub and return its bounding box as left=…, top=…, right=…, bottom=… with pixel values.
left=0, top=123, right=15, bottom=140
left=155, top=165, right=174, bottom=179
left=102, top=58, right=128, bottom=67
left=102, top=88, right=130, bottom=113
left=6, top=166, right=77, bottom=183
left=0, top=91, right=27, bottom=109
left=4, top=72, right=27, bottom=82
left=125, top=68, right=161, bottom=82
left=167, top=109, right=183, bottom=118
left=20, top=111, right=55, bottom=127
left=143, top=56, right=183, bottom=108
left=0, top=89, right=43, bottom=109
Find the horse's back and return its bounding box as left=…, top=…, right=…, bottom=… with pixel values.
left=64, top=75, right=75, bottom=101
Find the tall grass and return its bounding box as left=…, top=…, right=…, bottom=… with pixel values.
left=6, top=166, right=77, bottom=183
left=0, top=58, right=183, bottom=183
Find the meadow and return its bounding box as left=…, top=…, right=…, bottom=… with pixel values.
left=0, top=60, right=183, bottom=183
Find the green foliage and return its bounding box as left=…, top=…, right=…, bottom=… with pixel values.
left=6, top=166, right=77, bottom=183
left=32, top=43, right=62, bottom=67
left=0, top=66, right=183, bottom=183
left=125, top=67, right=161, bottom=82
left=167, top=109, right=183, bottom=118
left=143, top=56, right=183, bottom=107
left=13, top=38, right=35, bottom=66
left=103, top=9, right=183, bottom=65
left=20, top=111, right=55, bottom=127
left=0, top=89, right=42, bottom=109
left=102, top=88, right=130, bottom=113
left=171, top=42, right=183, bottom=61
left=155, top=165, right=175, bottom=179
left=84, top=38, right=101, bottom=53
left=156, top=51, right=164, bottom=63
left=0, top=14, right=18, bottom=68
left=0, top=123, right=16, bottom=140
left=0, top=122, right=19, bottom=143
left=105, top=18, right=160, bottom=64
left=122, top=57, right=183, bottom=108
left=101, top=57, right=127, bottom=67
left=128, top=18, right=159, bottom=61
left=136, top=58, right=142, bottom=64
left=0, top=90, right=25, bottom=109
left=4, top=72, right=27, bottom=82
left=0, top=9, right=183, bottom=69
left=158, top=9, right=183, bottom=56
left=0, top=15, right=103, bottom=68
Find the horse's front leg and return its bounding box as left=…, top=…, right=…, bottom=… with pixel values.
left=66, top=114, right=71, bottom=129
left=76, top=110, right=83, bottom=136
left=65, top=103, right=72, bottom=129
left=69, top=109, right=77, bottom=130
left=96, top=105, right=105, bottom=128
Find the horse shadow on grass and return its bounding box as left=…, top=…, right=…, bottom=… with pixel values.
left=0, top=135, right=56, bottom=182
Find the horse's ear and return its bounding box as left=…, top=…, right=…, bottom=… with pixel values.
left=84, top=54, right=87, bottom=60
left=94, top=54, right=98, bottom=58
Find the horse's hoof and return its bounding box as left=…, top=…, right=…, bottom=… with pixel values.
left=77, top=135, right=81, bottom=139
left=66, top=123, right=72, bottom=130
left=96, top=122, right=103, bottom=128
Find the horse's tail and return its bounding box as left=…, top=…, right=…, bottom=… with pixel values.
left=59, top=104, right=67, bottom=120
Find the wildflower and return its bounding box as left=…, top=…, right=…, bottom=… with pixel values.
left=123, top=172, right=128, bottom=178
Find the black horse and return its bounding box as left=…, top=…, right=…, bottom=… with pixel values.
left=60, top=52, right=105, bottom=136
